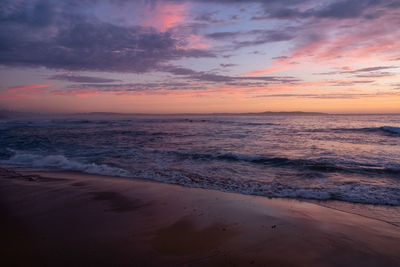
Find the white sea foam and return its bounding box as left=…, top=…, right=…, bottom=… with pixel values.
left=137, top=169, right=400, bottom=206
left=3, top=150, right=400, bottom=205
left=2, top=151, right=130, bottom=177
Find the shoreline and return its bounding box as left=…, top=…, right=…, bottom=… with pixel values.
left=1, top=167, right=400, bottom=266
left=14, top=166, right=400, bottom=226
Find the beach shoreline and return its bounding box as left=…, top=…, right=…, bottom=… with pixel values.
left=1, top=167, right=400, bottom=266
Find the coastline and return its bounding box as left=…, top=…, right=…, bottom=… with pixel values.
left=1, top=167, right=400, bottom=266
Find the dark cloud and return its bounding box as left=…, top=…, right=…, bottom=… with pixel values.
left=342, top=66, right=398, bottom=78
left=163, top=66, right=300, bottom=83
left=247, top=0, right=398, bottom=20
left=0, top=20, right=179, bottom=72
left=56, top=65, right=301, bottom=94
left=236, top=29, right=295, bottom=47
left=204, top=27, right=297, bottom=51
left=252, top=8, right=302, bottom=20
left=167, top=0, right=305, bottom=4
left=68, top=81, right=194, bottom=90
left=220, top=63, right=237, bottom=68
left=164, top=67, right=198, bottom=76
left=58, top=81, right=204, bottom=94
left=0, top=0, right=215, bottom=73
left=49, top=74, right=120, bottom=83
left=330, top=80, right=374, bottom=86
left=1, top=0, right=397, bottom=77
left=208, top=28, right=298, bottom=50
left=268, top=0, right=393, bottom=20
left=314, top=0, right=379, bottom=19
left=0, top=0, right=54, bottom=27
left=316, top=66, right=398, bottom=76
left=345, top=66, right=398, bottom=73
left=206, top=31, right=240, bottom=39
left=355, top=72, right=396, bottom=78
left=194, top=12, right=225, bottom=23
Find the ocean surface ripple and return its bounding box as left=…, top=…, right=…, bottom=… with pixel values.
left=1, top=114, right=399, bottom=205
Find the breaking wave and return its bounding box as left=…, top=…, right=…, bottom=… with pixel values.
left=139, top=169, right=400, bottom=206
left=2, top=149, right=399, bottom=206
left=2, top=151, right=130, bottom=177
left=1, top=116, right=399, bottom=206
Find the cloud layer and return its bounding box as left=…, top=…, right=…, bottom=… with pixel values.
left=0, top=0, right=399, bottom=112
left=0, top=0, right=213, bottom=73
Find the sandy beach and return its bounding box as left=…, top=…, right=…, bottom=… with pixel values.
left=1, top=167, right=400, bottom=266
left=2, top=0, right=400, bottom=265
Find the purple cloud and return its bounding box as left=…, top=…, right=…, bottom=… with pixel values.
left=0, top=0, right=215, bottom=73
left=49, top=74, right=121, bottom=83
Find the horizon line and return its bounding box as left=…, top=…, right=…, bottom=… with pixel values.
left=2, top=109, right=400, bottom=117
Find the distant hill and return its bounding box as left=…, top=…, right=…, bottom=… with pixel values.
left=72, top=111, right=329, bottom=116
left=211, top=111, right=327, bottom=116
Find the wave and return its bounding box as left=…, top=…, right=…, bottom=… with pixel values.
left=157, top=150, right=400, bottom=176
left=140, top=169, right=400, bottom=206
left=305, top=126, right=400, bottom=136
left=135, top=118, right=276, bottom=127
left=306, top=127, right=376, bottom=133
left=1, top=151, right=130, bottom=177
left=2, top=150, right=399, bottom=206
left=381, top=126, right=400, bottom=135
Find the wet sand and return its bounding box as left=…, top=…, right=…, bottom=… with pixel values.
left=1, top=167, right=400, bottom=266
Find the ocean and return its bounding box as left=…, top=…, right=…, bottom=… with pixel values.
left=1, top=114, right=399, bottom=206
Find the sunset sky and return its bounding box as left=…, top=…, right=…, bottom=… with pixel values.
left=0, top=0, right=399, bottom=113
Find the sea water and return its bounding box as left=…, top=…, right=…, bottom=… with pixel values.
left=1, top=114, right=399, bottom=205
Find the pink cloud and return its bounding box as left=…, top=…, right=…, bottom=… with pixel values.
left=185, top=34, right=209, bottom=50
left=140, top=2, right=210, bottom=51
left=0, top=84, right=51, bottom=100
left=51, top=89, right=100, bottom=98
left=142, top=2, right=187, bottom=32
left=246, top=8, right=400, bottom=75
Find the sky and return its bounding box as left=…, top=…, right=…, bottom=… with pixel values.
left=0, top=0, right=399, bottom=114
